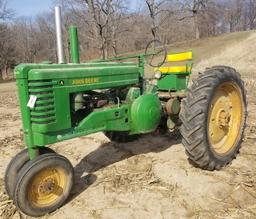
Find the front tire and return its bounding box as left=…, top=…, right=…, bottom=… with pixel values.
left=180, top=66, right=247, bottom=170
left=5, top=147, right=55, bottom=199
left=13, top=153, right=74, bottom=217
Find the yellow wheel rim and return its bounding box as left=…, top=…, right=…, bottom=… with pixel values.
left=28, top=167, right=67, bottom=208
left=207, top=82, right=244, bottom=156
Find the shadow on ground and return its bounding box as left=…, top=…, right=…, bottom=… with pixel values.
left=68, top=131, right=181, bottom=202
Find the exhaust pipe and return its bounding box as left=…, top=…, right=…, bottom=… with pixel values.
left=55, top=6, right=65, bottom=64
left=69, top=26, right=80, bottom=64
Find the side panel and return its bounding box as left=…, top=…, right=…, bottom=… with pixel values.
left=157, top=74, right=188, bottom=91
left=32, top=105, right=131, bottom=145
left=28, top=66, right=140, bottom=134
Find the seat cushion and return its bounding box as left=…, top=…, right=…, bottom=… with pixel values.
left=157, top=66, right=192, bottom=74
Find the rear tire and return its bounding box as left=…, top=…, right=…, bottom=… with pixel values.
left=5, top=147, right=55, bottom=199
left=13, top=153, right=74, bottom=217
left=180, top=66, right=247, bottom=170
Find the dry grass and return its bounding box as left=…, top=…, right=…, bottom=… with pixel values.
left=193, top=32, right=256, bottom=76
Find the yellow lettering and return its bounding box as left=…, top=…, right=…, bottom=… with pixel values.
left=71, top=77, right=100, bottom=85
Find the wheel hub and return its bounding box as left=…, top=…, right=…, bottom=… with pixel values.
left=28, top=167, right=67, bottom=207
left=217, top=108, right=231, bottom=128
left=208, top=82, right=243, bottom=155
left=38, top=178, right=56, bottom=195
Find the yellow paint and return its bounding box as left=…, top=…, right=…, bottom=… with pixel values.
left=156, top=65, right=192, bottom=74
left=72, top=77, right=100, bottom=85
left=207, top=82, right=244, bottom=155
left=28, top=167, right=67, bottom=208
left=167, top=51, right=193, bottom=62
left=154, top=51, right=193, bottom=74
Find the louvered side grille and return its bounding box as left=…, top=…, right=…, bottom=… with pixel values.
left=28, top=80, right=56, bottom=124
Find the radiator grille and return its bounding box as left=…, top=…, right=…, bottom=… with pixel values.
left=28, top=80, right=56, bottom=124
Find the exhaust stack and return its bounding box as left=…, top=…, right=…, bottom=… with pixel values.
left=55, top=6, right=65, bottom=64
left=69, top=26, right=80, bottom=64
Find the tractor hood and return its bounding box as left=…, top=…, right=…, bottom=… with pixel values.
left=15, top=62, right=139, bottom=80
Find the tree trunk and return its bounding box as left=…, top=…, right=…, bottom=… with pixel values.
left=0, top=70, right=3, bottom=81
left=101, top=43, right=108, bottom=60
left=229, top=22, right=233, bottom=32
left=112, top=41, right=118, bottom=57
left=194, top=16, right=200, bottom=39
left=1, top=65, right=8, bottom=80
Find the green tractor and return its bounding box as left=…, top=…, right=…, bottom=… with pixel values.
left=5, top=7, right=247, bottom=217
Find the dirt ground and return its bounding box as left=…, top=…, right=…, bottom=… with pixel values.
left=0, top=81, right=256, bottom=219
left=1, top=33, right=256, bottom=219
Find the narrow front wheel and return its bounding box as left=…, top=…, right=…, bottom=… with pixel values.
left=5, top=147, right=55, bottom=199
left=13, top=153, right=74, bottom=217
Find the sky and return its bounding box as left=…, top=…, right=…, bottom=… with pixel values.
left=8, top=0, right=54, bottom=17
left=7, top=0, right=139, bottom=18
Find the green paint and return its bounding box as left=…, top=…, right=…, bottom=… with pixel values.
left=14, top=25, right=193, bottom=160
left=157, top=74, right=189, bottom=91
left=130, top=93, right=161, bottom=133
left=69, top=26, right=80, bottom=64
left=126, top=87, right=141, bottom=102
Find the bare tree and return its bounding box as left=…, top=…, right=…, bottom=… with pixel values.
left=36, top=13, right=57, bottom=62
left=0, top=0, right=14, bottom=80
left=145, top=0, right=159, bottom=40
left=65, top=0, right=128, bottom=59
left=178, top=0, right=212, bottom=39
left=0, top=0, right=12, bottom=21
left=1, top=0, right=256, bottom=81
left=0, top=24, right=16, bottom=80
left=145, top=0, right=172, bottom=40
left=223, top=0, right=243, bottom=32
left=245, top=0, right=256, bottom=30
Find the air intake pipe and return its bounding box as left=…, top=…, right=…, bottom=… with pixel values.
left=69, top=26, right=80, bottom=64
left=55, top=6, right=65, bottom=64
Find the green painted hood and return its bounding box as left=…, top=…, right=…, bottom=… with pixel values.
left=15, top=62, right=138, bottom=79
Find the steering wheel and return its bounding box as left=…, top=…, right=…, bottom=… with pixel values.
left=145, top=39, right=167, bottom=68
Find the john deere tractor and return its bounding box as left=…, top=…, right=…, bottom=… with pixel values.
left=4, top=7, right=247, bottom=217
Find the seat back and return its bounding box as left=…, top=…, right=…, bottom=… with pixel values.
left=167, top=51, right=193, bottom=62
left=157, top=51, right=193, bottom=74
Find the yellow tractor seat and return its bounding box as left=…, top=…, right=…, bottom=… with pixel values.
left=156, top=51, right=193, bottom=74
left=157, top=65, right=192, bottom=74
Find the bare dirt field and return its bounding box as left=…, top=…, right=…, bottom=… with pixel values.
left=0, top=32, right=256, bottom=219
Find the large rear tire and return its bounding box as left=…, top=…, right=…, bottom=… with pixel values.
left=180, top=66, right=247, bottom=170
